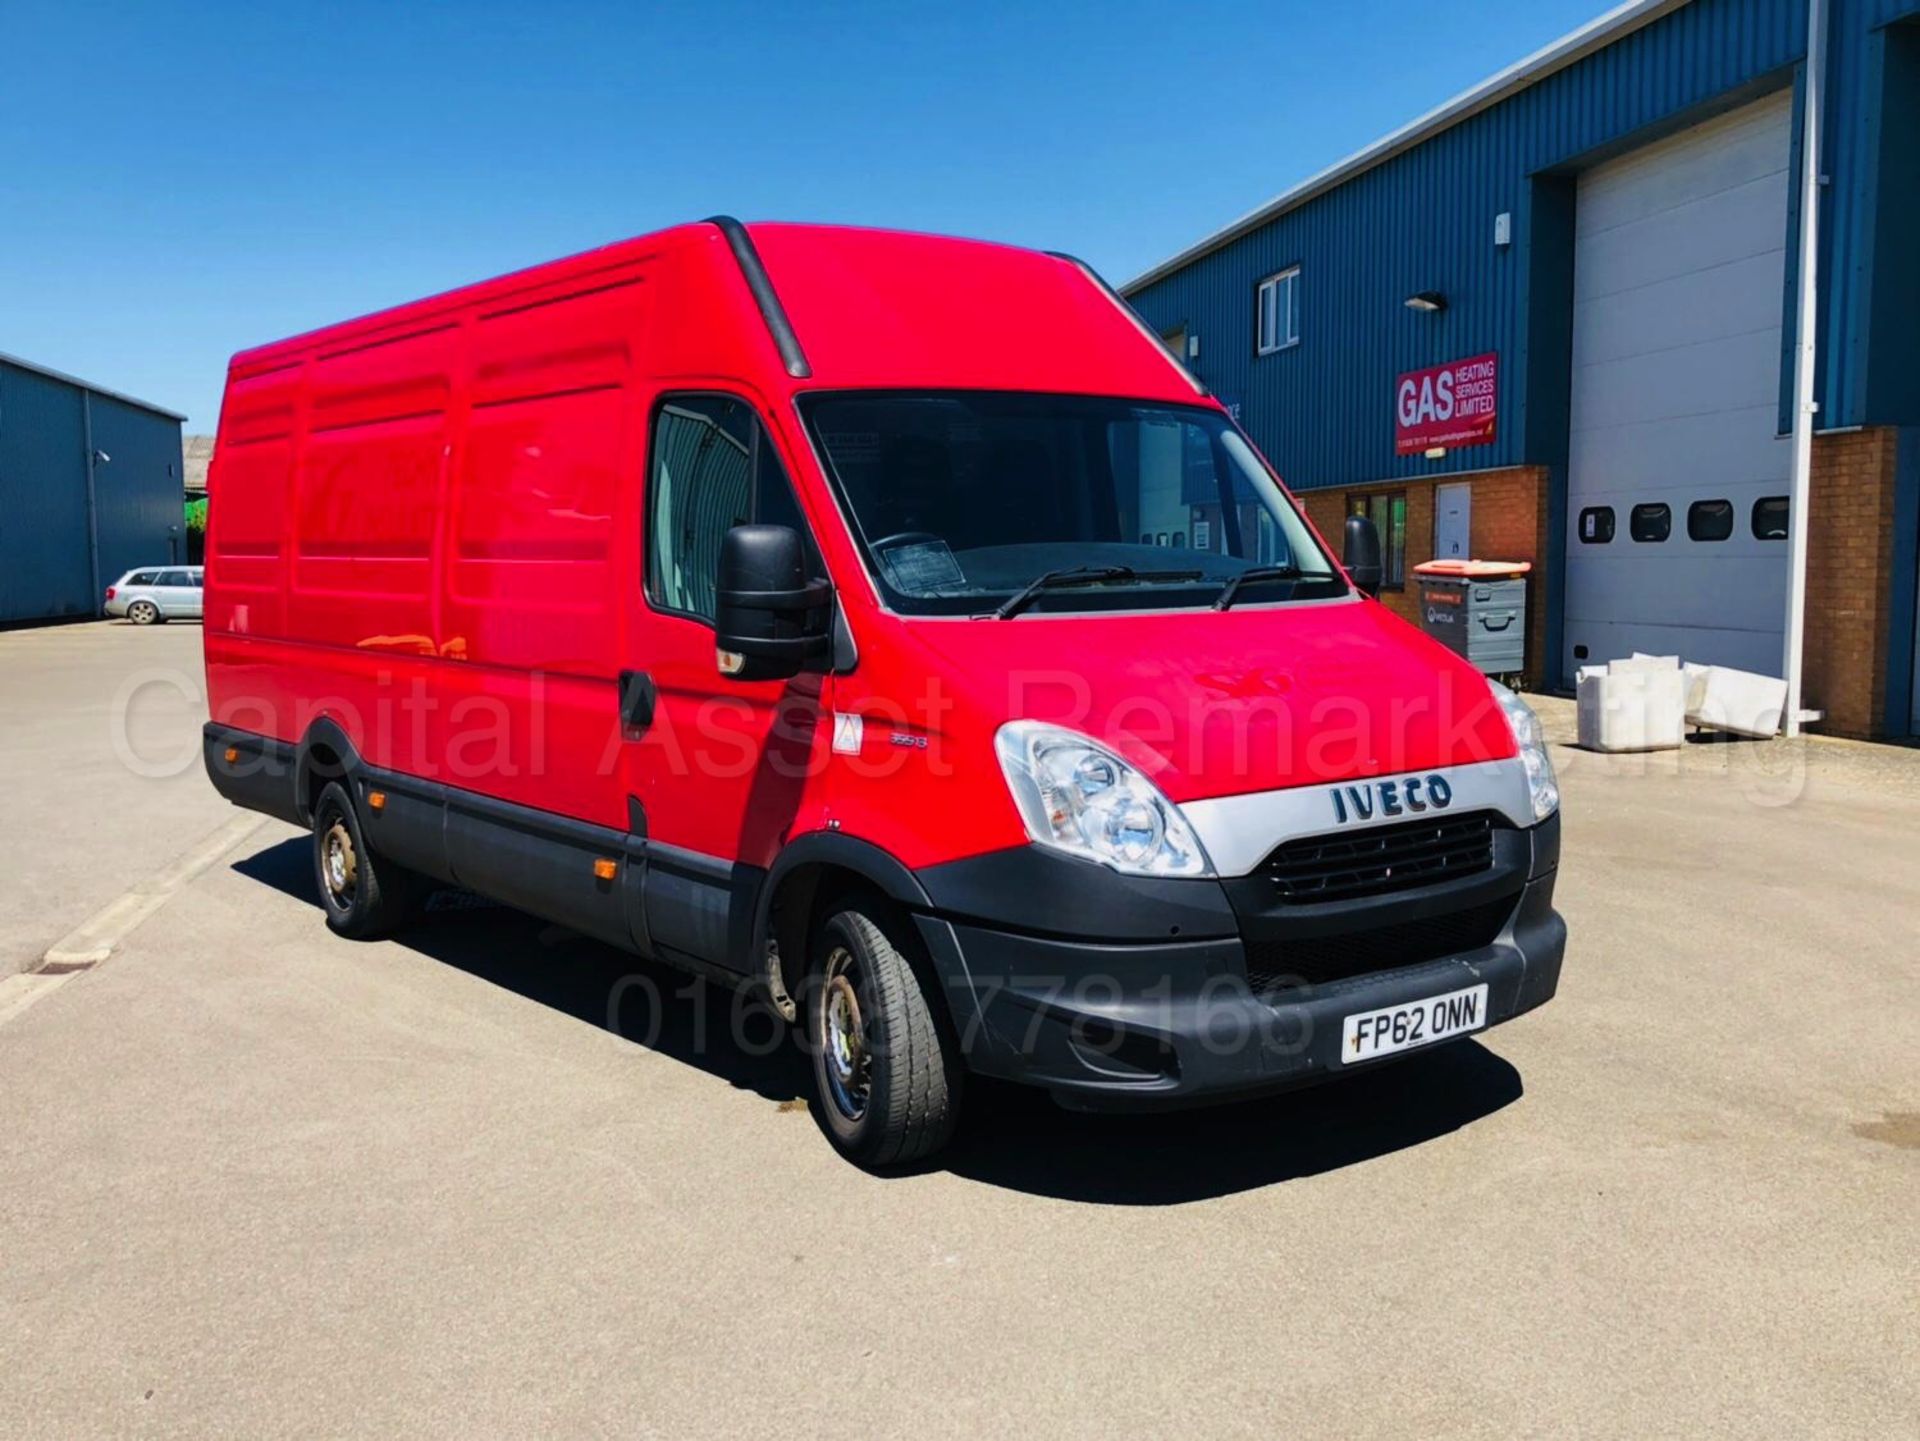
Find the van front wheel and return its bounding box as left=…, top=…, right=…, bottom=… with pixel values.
left=809, top=903, right=961, bottom=1167
left=311, top=781, right=422, bottom=939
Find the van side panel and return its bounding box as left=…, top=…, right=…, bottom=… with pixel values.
left=451, top=280, right=642, bottom=665
left=207, top=256, right=662, bottom=838
left=436, top=274, right=651, bottom=829
left=291, top=323, right=454, bottom=654
left=206, top=361, right=302, bottom=642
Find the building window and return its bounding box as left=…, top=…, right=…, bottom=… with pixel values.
left=1687, top=499, right=1734, bottom=542
left=1256, top=267, right=1300, bottom=354
left=1752, top=496, right=1789, bottom=540
left=1578, top=506, right=1615, bottom=543
left=1629, top=502, right=1671, bottom=543
left=1347, top=491, right=1407, bottom=589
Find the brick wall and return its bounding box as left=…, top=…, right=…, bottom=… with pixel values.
left=1300, top=466, right=1550, bottom=685
left=1804, top=428, right=1901, bottom=738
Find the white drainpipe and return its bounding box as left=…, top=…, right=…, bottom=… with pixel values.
left=1783, top=0, right=1829, bottom=737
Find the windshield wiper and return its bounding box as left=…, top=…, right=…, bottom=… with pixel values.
left=991, top=565, right=1202, bottom=619
left=1211, top=563, right=1332, bottom=610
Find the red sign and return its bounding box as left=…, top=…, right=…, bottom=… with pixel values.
left=1395, top=352, right=1498, bottom=455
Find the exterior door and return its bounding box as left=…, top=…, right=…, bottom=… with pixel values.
left=624, top=392, right=828, bottom=973
left=1562, top=90, right=1793, bottom=680
left=1434, top=483, right=1471, bottom=561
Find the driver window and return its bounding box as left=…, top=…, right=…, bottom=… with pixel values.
left=646, top=395, right=817, bottom=625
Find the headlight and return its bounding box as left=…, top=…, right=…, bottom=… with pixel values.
left=994, top=721, right=1213, bottom=877
left=1490, top=680, right=1559, bottom=821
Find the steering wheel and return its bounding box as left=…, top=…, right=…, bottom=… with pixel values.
left=868, top=531, right=944, bottom=554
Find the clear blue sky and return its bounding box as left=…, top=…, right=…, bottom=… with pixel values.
left=2, top=0, right=1602, bottom=430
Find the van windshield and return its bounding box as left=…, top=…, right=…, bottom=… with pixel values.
left=799, top=391, right=1345, bottom=616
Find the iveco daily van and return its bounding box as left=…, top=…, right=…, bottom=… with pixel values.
left=203, top=219, right=1566, bottom=1165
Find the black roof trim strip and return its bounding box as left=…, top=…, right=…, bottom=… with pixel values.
left=705, top=216, right=811, bottom=380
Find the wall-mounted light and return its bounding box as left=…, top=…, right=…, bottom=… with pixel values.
left=1404, top=291, right=1447, bottom=313
left=92, top=449, right=112, bottom=464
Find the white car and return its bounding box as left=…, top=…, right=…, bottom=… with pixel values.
left=104, top=566, right=203, bottom=624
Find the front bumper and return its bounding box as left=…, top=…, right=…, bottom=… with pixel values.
left=912, top=814, right=1565, bottom=1109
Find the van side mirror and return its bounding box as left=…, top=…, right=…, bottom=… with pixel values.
left=714, top=524, right=832, bottom=681
left=1343, top=514, right=1384, bottom=599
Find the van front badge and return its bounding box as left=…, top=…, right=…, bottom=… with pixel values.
left=1331, top=774, right=1452, bottom=824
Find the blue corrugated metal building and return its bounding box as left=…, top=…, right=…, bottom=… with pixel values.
left=0, top=352, right=186, bottom=625
left=1124, top=0, right=1920, bottom=738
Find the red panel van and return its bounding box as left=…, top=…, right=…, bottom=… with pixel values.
left=204, top=219, right=1565, bottom=1164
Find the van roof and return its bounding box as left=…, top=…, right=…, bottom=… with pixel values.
left=227, top=220, right=1204, bottom=404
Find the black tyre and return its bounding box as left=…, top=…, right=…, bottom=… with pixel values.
left=808, top=900, right=961, bottom=1167
left=310, top=781, right=423, bottom=939
left=127, top=600, right=160, bottom=625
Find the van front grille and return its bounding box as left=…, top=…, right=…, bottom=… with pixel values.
left=1241, top=891, right=1518, bottom=995
left=1259, top=813, right=1496, bottom=904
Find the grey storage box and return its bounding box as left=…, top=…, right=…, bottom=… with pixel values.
left=1417, top=573, right=1527, bottom=675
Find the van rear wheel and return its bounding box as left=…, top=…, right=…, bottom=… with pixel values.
left=311, top=781, right=423, bottom=939
left=808, top=901, right=961, bottom=1167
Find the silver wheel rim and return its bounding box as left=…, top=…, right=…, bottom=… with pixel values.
left=820, top=945, right=870, bottom=1121
left=131, top=602, right=155, bottom=622
left=322, top=819, right=357, bottom=905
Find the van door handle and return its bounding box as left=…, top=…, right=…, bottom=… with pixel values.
left=619, top=670, right=656, bottom=736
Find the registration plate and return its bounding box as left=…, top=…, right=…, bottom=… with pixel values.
left=1341, top=983, right=1489, bottom=1065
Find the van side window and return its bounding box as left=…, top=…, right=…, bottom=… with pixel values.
left=646, top=395, right=816, bottom=625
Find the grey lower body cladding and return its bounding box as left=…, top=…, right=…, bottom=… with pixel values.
left=205, top=721, right=1565, bottom=1107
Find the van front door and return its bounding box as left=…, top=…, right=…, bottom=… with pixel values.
left=624, top=393, right=828, bottom=975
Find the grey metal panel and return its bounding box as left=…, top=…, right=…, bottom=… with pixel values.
left=1573, top=177, right=1789, bottom=301
left=1566, top=618, right=1785, bottom=674
left=1563, top=91, right=1793, bottom=675
left=0, top=350, right=186, bottom=422
left=0, top=361, right=92, bottom=622
left=87, top=393, right=186, bottom=581
left=1572, top=248, right=1785, bottom=364
left=1570, top=403, right=1786, bottom=492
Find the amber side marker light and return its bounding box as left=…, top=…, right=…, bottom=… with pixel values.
left=367, top=790, right=387, bottom=812
left=592, top=858, right=618, bottom=881
left=223, top=746, right=240, bottom=764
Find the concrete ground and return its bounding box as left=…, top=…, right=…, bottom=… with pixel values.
left=0, top=621, right=230, bottom=978
left=1, top=622, right=1914, bottom=1437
